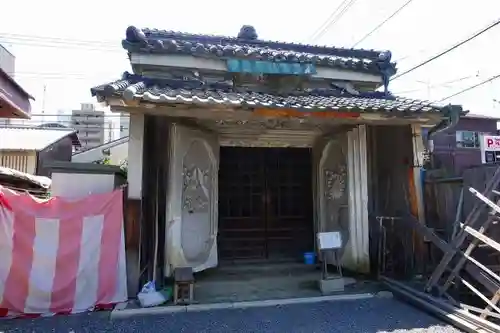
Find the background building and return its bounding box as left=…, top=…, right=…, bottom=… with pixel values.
left=56, top=109, right=72, bottom=125
left=119, top=113, right=129, bottom=138
left=0, top=45, right=16, bottom=126
left=427, top=114, right=500, bottom=175
left=71, top=103, right=105, bottom=151
left=0, top=44, right=15, bottom=77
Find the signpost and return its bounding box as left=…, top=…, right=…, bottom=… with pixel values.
left=316, top=231, right=344, bottom=293
left=480, top=135, right=500, bottom=164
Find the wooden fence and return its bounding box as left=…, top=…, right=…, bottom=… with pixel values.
left=423, top=163, right=500, bottom=276
left=425, top=164, right=500, bottom=238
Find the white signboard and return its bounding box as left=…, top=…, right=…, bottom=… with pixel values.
left=480, top=135, right=500, bottom=164
left=317, top=232, right=342, bottom=250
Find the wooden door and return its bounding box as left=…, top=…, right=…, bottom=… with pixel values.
left=265, top=148, right=314, bottom=260
left=218, top=147, right=313, bottom=262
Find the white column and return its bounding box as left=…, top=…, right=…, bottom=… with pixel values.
left=345, top=125, right=370, bottom=273
left=411, top=124, right=426, bottom=224
left=127, top=113, right=144, bottom=199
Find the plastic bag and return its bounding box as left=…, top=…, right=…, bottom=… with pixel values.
left=137, top=280, right=166, bottom=308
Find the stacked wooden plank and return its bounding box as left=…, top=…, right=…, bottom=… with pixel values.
left=383, top=166, right=500, bottom=332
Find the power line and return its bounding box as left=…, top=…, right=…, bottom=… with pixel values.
left=16, top=71, right=118, bottom=76
left=308, top=0, right=350, bottom=41
left=29, top=114, right=127, bottom=117
left=0, top=40, right=124, bottom=53
left=352, top=0, right=415, bottom=47
left=391, top=17, right=500, bottom=81
left=435, top=73, right=500, bottom=103
left=0, top=32, right=117, bottom=45
left=0, top=34, right=124, bottom=53
left=392, top=74, right=477, bottom=94
left=317, top=0, right=358, bottom=42
left=2, top=124, right=130, bottom=130
left=309, top=0, right=358, bottom=43
left=14, top=73, right=122, bottom=81
left=394, top=48, right=429, bottom=63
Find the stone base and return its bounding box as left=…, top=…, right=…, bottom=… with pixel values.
left=318, top=277, right=345, bottom=294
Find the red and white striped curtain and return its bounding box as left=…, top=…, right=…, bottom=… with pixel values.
left=0, top=186, right=127, bottom=318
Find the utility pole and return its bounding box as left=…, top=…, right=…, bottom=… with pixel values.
left=41, top=84, right=47, bottom=124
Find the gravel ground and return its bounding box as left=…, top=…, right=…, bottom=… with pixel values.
left=0, top=298, right=464, bottom=333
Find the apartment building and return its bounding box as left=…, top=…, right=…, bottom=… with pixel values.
left=71, top=103, right=105, bottom=151
left=56, top=109, right=72, bottom=125
left=119, top=112, right=129, bottom=138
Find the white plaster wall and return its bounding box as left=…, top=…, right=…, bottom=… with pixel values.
left=110, top=142, right=129, bottom=165
left=51, top=172, right=115, bottom=199
left=131, top=54, right=382, bottom=85
left=127, top=113, right=144, bottom=199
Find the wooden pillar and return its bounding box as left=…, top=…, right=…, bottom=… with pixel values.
left=124, top=197, right=142, bottom=296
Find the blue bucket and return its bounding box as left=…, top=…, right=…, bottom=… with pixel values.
left=303, top=252, right=316, bottom=265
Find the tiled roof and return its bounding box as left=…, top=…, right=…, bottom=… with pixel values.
left=122, top=25, right=397, bottom=76
left=0, top=126, right=77, bottom=151
left=91, top=72, right=442, bottom=113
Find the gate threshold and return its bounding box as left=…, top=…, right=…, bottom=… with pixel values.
left=110, top=292, right=377, bottom=319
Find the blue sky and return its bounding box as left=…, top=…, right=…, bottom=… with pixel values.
left=1, top=0, right=500, bottom=117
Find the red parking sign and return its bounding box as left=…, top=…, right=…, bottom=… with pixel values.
left=481, top=135, right=500, bottom=164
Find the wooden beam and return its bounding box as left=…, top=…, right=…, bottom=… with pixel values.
left=439, top=214, right=498, bottom=295
left=403, top=213, right=500, bottom=291
left=451, top=188, right=464, bottom=240
left=464, top=263, right=500, bottom=295
left=469, top=188, right=500, bottom=215
left=382, top=276, right=500, bottom=333
left=482, top=293, right=500, bottom=319
left=402, top=215, right=448, bottom=252
left=459, top=277, right=500, bottom=315
left=461, top=222, right=500, bottom=253
left=461, top=304, right=500, bottom=320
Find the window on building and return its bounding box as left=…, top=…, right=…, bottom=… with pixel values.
left=456, top=131, right=494, bottom=148
left=456, top=131, right=479, bottom=148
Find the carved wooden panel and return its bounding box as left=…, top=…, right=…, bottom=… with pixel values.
left=318, top=137, right=349, bottom=257
left=180, top=139, right=216, bottom=265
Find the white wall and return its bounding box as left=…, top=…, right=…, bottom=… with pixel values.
left=51, top=172, right=116, bottom=199
left=127, top=113, right=144, bottom=199
left=110, top=141, right=128, bottom=165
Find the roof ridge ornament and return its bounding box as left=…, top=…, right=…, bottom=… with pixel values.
left=125, top=26, right=148, bottom=45
left=237, top=25, right=258, bottom=40
left=376, top=50, right=396, bottom=96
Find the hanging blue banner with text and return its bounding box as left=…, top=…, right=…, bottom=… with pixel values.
left=226, top=59, right=316, bottom=75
